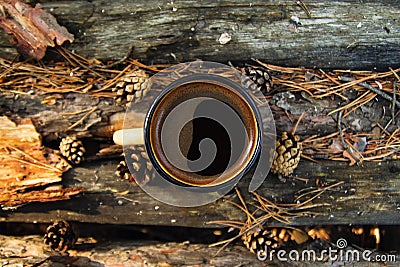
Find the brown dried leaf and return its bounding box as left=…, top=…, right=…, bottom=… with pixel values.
left=0, top=0, right=74, bottom=59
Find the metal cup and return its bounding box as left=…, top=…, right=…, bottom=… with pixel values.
left=144, top=74, right=262, bottom=187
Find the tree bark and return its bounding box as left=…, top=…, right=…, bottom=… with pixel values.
left=0, top=72, right=399, bottom=225
left=1, top=234, right=397, bottom=267
left=1, top=159, right=399, bottom=227
left=0, top=0, right=399, bottom=69
left=1, top=83, right=396, bottom=146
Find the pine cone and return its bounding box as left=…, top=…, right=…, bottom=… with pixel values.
left=59, top=136, right=85, bottom=165
left=112, top=69, right=149, bottom=107
left=242, top=227, right=309, bottom=255
left=116, top=159, right=133, bottom=182
left=271, top=132, right=302, bottom=177
left=242, top=65, right=273, bottom=95
left=44, top=220, right=77, bottom=252
left=242, top=227, right=285, bottom=254
left=116, top=145, right=155, bottom=185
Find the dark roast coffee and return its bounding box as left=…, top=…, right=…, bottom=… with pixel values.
left=146, top=79, right=260, bottom=187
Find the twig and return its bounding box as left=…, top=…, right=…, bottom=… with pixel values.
left=5, top=145, right=62, bottom=172
left=338, top=76, right=400, bottom=108
left=65, top=107, right=98, bottom=131
left=9, top=156, right=60, bottom=173
left=92, top=63, right=135, bottom=93
left=292, top=111, right=307, bottom=135
left=300, top=154, right=322, bottom=164
left=337, top=111, right=363, bottom=165
left=337, top=111, right=348, bottom=150
left=393, top=80, right=397, bottom=126
left=61, top=107, right=94, bottom=116
left=296, top=0, right=312, bottom=18
left=252, top=59, right=303, bottom=73
left=235, top=188, right=257, bottom=222
left=57, top=47, right=106, bottom=79
left=294, top=181, right=344, bottom=203
left=128, top=59, right=161, bottom=72
left=208, top=180, right=340, bottom=254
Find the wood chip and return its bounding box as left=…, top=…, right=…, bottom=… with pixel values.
left=0, top=0, right=74, bottom=59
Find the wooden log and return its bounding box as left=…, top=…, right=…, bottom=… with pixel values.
left=1, top=233, right=397, bottom=266
left=0, top=63, right=398, bottom=225
left=0, top=0, right=399, bottom=69
left=1, top=81, right=397, bottom=145
left=1, top=159, right=399, bottom=227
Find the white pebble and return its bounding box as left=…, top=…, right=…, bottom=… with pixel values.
left=218, top=32, right=231, bottom=44
left=290, top=15, right=300, bottom=24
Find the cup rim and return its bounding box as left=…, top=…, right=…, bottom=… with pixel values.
left=144, top=74, right=262, bottom=188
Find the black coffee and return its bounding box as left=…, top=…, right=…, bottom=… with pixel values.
left=148, top=80, right=258, bottom=186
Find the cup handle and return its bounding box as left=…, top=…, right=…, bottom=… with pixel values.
left=113, top=128, right=145, bottom=146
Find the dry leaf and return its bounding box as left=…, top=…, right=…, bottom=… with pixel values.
left=0, top=0, right=74, bottom=59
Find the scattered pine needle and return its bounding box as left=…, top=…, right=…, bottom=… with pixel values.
left=208, top=182, right=341, bottom=254
left=0, top=52, right=398, bottom=163
left=0, top=48, right=159, bottom=97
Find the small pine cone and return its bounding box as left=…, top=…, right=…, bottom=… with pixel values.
left=242, top=65, right=273, bottom=95
left=112, top=69, right=149, bottom=107
left=116, top=145, right=155, bottom=185
left=116, top=159, right=133, bottom=182
left=241, top=227, right=283, bottom=254
left=59, top=136, right=85, bottom=165
left=242, top=227, right=308, bottom=255
left=44, top=220, right=77, bottom=252
left=271, top=132, right=302, bottom=177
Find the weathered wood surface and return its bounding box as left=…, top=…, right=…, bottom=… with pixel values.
left=0, top=116, right=84, bottom=208
left=1, top=60, right=399, bottom=226
left=0, top=0, right=400, bottom=69
left=1, top=84, right=396, bottom=146
left=0, top=234, right=396, bottom=267
left=0, top=0, right=399, bottom=228
left=1, top=159, right=399, bottom=227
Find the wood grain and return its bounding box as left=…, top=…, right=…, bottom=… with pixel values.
left=2, top=234, right=392, bottom=267
left=1, top=159, right=399, bottom=226
left=0, top=1, right=399, bottom=69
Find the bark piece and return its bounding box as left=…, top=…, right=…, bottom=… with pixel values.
left=0, top=0, right=74, bottom=59
left=0, top=116, right=67, bottom=191
left=0, top=188, right=83, bottom=210
left=0, top=116, right=81, bottom=210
